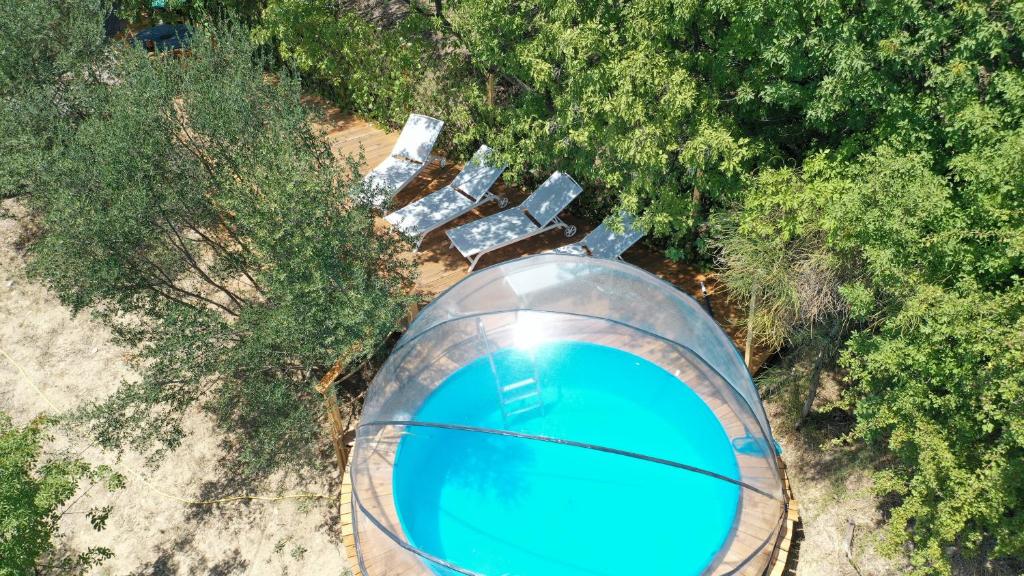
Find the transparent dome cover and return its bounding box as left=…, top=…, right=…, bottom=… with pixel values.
left=351, top=254, right=787, bottom=576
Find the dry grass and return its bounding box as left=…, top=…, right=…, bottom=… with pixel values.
left=0, top=200, right=350, bottom=576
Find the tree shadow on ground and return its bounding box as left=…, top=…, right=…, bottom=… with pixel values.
left=127, top=534, right=249, bottom=575
left=764, top=374, right=892, bottom=486
left=181, top=433, right=340, bottom=526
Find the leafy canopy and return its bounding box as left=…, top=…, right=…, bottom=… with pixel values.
left=12, top=20, right=417, bottom=475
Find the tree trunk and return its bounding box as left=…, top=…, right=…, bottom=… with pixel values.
left=798, top=323, right=843, bottom=428
left=486, top=72, right=496, bottom=106
left=798, top=348, right=825, bottom=427
left=315, top=343, right=365, bottom=479
left=744, top=289, right=758, bottom=369
left=434, top=0, right=442, bottom=18
left=323, top=385, right=348, bottom=479
left=316, top=363, right=348, bottom=480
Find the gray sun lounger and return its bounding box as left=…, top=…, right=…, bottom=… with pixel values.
left=549, top=211, right=644, bottom=260
left=446, top=171, right=583, bottom=271
left=384, top=145, right=507, bottom=249
left=363, top=114, right=444, bottom=209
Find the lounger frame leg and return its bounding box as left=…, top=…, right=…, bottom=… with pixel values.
left=547, top=217, right=577, bottom=237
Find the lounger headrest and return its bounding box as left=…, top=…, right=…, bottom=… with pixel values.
left=521, top=172, right=583, bottom=226
left=451, top=145, right=507, bottom=200
left=587, top=212, right=645, bottom=258
left=392, top=114, right=444, bottom=163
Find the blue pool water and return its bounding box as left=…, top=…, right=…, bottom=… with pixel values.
left=392, top=340, right=740, bottom=576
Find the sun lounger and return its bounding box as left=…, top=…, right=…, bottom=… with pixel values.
left=363, top=114, right=444, bottom=208
left=384, top=145, right=507, bottom=249
left=549, top=211, right=644, bottom=260
left=446, top=172, right=583, bottom=271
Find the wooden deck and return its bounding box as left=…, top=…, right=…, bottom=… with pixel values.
left=311, top=99, right=797, bottom=575
left=308, top=98, right=771, bottom=373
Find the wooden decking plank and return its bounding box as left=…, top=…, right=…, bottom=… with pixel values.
left=327, top=123, right=388, bottom=143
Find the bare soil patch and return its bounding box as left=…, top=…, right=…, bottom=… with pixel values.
left=1, top=200, right=349, bottom=576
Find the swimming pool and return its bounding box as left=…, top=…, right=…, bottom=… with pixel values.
left=392, top=340, right=741, bottom=575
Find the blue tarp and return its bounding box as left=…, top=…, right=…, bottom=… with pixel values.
left=133, top=23, right=192, bottom=51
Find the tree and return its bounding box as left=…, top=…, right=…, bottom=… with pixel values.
left=259, top=0, right=755, bottom=254
left=0, top=0, right=110, bottom=205
left=844, top=281, right=1024, bottom=571
left=17, top=23, right=418, bottom=475
left=714, top=142, right=1022, bottom=573
left=0, top=413, right=123, bottom=576
left=710, top=163, right=849, bottom=423
left=259, top=0, right=1024, bottom=257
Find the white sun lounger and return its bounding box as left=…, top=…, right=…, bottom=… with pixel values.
left=549, top=211, right=644, bottom=260
left=446, top=171, right=583, bottom=271
left=384, top=145, right=507, bottom=249
left=363, top=114, right=444, bottom=208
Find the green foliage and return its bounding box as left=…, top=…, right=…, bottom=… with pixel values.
left=0, top=413, right=122, bottom=576
left=694, top=1, right=1024, bottom=571
left=257, top=0, right=1024, bottom=254
left=447, top=0, right=751, bottom=241
left=258, top=0, right=757, bottom=253
left=0, top=0, right=108, bottom=95
left=233, top=1, right=1024, bottom=567
left=256, top=1, right=437, bottom=123
left=716, top=141, right=1022, bottom=572
left=4, top=0, right=1022, bottom=572
left=15, top=24, right=417, bottom=475
left=0, top=0, right=110, bottom=203
left=845, top=284, right=1024, bottom=571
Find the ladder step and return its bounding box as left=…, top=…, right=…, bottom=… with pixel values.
left=500, top=378, right=537, bottom=393
left=507, top=404, right=543, bottom=417
left=503, top=391, right=542, bottom=405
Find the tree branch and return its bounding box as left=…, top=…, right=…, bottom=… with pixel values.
left=140, top=255, right=241, bottom=317
left=156, top=207, right=248, bottom=311
left=179, top=218, right=266, bottom=297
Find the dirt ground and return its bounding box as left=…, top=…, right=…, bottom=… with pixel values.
left=765, top=377, right=905, bottom=576
left=0, top=200, right=350, bottom=575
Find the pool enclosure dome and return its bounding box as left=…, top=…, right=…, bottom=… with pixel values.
left=351, top=254, right=788, bottom=576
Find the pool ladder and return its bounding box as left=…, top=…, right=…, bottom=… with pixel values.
left=498, top=376, right=544, bottom=420
left=476, top=317, right=545, bottom=422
